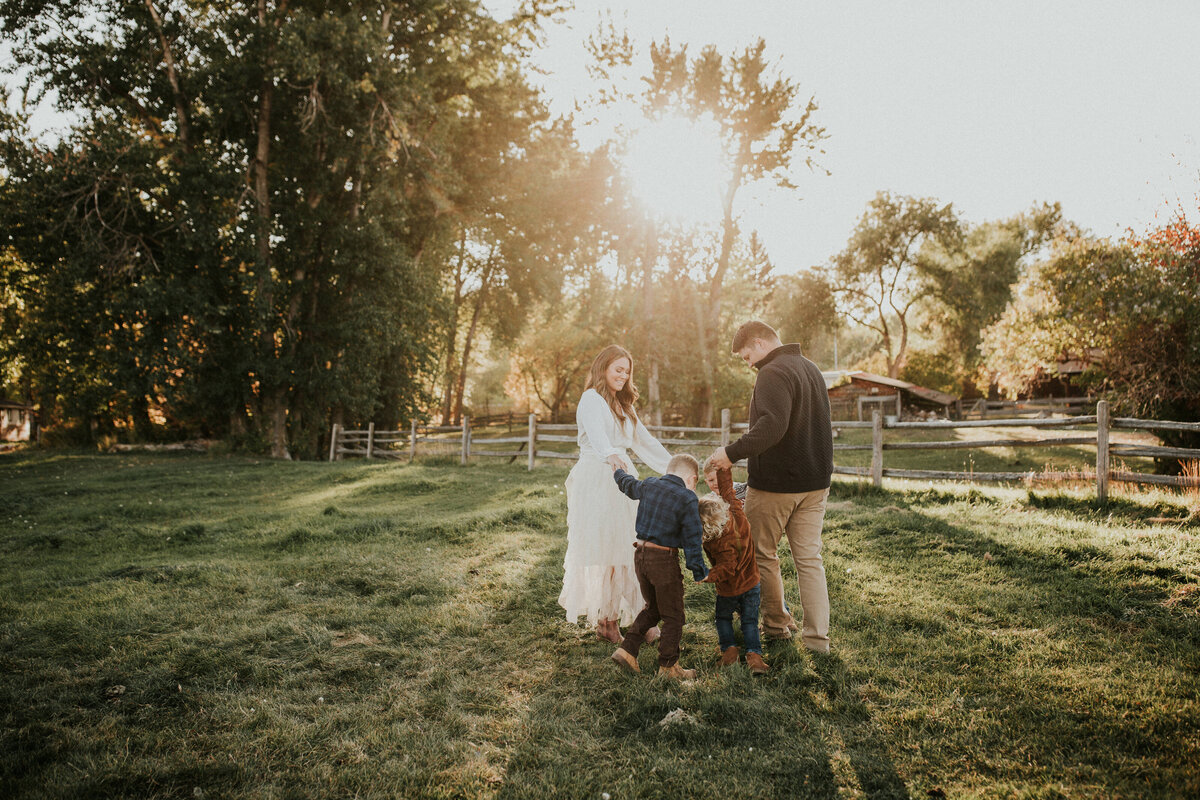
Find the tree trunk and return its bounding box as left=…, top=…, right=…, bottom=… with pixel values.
left=144, top=0, right=191, bottom=152
left=648, top=359, right=663, bottom=427
left=441, top=232, right=467, bottom=423
left=698, top=164, right=744, bottom=428
left=253, top=0, right=288, bottom=459
left=693, top=296, right=715, bottom=427
left=452, top=248, right=496, bottom=425
left=638, top=246, right=664, bottom=427
left=268, top=387, right=290, bottom=460
left=229, top=408, right=246, bottom=437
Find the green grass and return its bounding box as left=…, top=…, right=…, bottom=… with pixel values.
left=2, top=451, right=1198, bottom=798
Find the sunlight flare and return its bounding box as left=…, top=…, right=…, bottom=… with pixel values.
left=620, top=114, right=727, bottom=224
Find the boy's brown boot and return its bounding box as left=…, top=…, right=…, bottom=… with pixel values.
left=719, top=646, right=740, bottom=667
left=611, top=647, right=640, bottom=673
left=657, top=663, right=697, bottom=680
left=746, top=652, right=769, bottom=675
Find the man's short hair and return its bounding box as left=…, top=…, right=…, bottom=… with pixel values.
left=731, top=320, right=779, bottom=353
left=667, top=453, right=700, bottom=479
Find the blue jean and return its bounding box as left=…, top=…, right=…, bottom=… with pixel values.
left=715, top=583, right=762, bottom=655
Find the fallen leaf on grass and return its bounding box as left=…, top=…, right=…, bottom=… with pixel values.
left=1163, top=584, right=1200, bottom=612
left=330, top=631, right=379, bottom=648
left=658, top=708, right=698, bottom=727
left=105, top=685, right=126, bottom=698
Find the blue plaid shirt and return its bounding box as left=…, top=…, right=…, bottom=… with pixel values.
left=613, top=470, right=709, bottom=582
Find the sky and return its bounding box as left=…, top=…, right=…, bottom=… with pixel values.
left=485, top=0, right=1200, bottom=273
left=10, top=2, right=1199, bottom=275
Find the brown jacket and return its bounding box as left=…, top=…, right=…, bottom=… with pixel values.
left=701, top=469, right=760, bottom=597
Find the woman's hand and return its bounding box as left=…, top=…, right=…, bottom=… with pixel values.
left=607, top=454, right=630, bottom=472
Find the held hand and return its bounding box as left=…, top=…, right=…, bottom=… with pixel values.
left=606, top=454, right=629, bottom=472
left=709, top=447, right=733, bottom=471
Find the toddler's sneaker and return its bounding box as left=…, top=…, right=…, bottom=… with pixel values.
left=719, top=646, right=740, bottom=667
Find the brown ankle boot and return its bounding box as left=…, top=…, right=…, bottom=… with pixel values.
left=746, top=652, right=769, bottom=675
left=719, top=646, right=740, bottom=667
left=657, top=663, right=696, bottom=680
left=611, top=647, right=640, bottom=673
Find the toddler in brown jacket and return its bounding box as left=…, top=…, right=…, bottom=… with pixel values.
left=697, top=461, right=768, bottom=674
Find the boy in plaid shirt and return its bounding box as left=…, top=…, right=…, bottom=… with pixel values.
left=609, top=453, right=709, bottom=679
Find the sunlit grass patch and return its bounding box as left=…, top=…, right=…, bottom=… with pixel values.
left=1, top=452, right=1198, bottom=798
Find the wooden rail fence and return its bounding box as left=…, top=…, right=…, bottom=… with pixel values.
left=329, top=401, right=1200, bottom=498
left=959, top=396, right=1094, bottom=419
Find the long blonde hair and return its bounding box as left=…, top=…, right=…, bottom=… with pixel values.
left=588, top=344, right=639, bottom=423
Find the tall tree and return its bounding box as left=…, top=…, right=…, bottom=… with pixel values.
left=641, top=38, right=825, bottom=425
left=768, top=270, right=838, bottom=365
left=981, top=216, right=1200, bottom=466
left=582, top=28, right=826, bottom=425
left=830, top=191, right=961, bottom=378
left=0, top=0, right=553, bottom=456
left=919, top=202, right=1064, bottom=382
left=436, top=119, right=606, bottom=425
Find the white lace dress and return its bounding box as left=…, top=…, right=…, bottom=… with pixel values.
left=558, top=388, right=672, bottom=627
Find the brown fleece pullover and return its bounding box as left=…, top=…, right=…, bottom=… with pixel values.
left=701, top=469, right=760, bottom=597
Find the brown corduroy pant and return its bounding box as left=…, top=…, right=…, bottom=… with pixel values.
left=618, top=545, right=685, bottom=668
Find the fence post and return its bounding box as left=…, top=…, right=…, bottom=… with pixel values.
left=1096, top=399, right=1110, bottom=503
left=461, top=416, right=470, bottom=465
left=409, top=419, right=417, bottom=463
left=328, top=423, right=339, bottom=462
left=720, top=408, right=731, bottom=447
left=527, top=413, right=537, bottom=471
left=871, top=409, right=884, bottom=487
left=366, top=422, right=375, bottom=460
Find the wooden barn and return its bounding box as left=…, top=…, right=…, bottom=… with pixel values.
left=827, top=372, right=958, bottom=421
left=1, top=398, right=35, bottom=442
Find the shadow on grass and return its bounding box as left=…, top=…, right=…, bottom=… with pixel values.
left=830, top=475, right=1194, bottom=527
left=496, top=555, right=910, bottom=799
left=811, top=651, right=911, bottom=799
left=822, top=502, right=1200, bottom=796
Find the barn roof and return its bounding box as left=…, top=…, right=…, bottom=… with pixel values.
left=845, top=372, right=958, bottom=406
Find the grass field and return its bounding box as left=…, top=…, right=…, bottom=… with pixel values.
left=2, top=451, right=1199, bottom=799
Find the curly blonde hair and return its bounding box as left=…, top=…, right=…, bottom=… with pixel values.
left=698, top=495, right=729, bottom=543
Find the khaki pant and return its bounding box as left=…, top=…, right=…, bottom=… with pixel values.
left=746, top=486, right=831, bottom=652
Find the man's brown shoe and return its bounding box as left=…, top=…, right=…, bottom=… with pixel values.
left=611, top=647, right=640, bottom=673
left=657, top=663, right=696, bottom=680
left=719, top=646, right=740, bottom=667
left=746, top=652, right=769, bottom=675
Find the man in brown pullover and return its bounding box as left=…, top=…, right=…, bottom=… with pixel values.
left=708, top=320, right=834, bottom=652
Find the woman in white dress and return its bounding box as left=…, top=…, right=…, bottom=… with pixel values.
left=558, top=344, right=674, bottom=643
